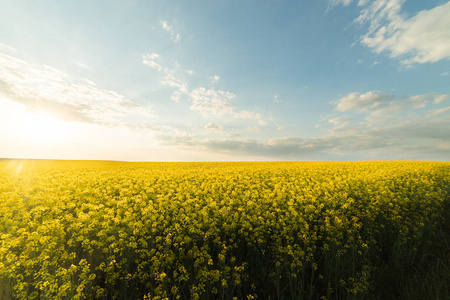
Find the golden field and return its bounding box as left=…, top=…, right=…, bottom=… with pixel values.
left=1, top=160, right=449, bottom=299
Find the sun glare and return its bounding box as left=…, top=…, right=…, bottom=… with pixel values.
left=17, top=110, right=73, bottom=145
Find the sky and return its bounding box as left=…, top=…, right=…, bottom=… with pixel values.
left=0, top=0, right=449, bottom=161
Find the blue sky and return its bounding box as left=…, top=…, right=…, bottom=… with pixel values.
left=0, top=0, right=449, bottom=161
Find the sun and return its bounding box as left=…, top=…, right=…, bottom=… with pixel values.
left=17, top=110, right=73, bottom=145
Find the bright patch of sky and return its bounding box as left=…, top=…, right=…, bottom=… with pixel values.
left=0, top=0, right=449, bottom=161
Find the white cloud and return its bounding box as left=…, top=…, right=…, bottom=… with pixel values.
left=162, top=71, right=189, bottom=94
left=363, top=93, right=449, bottom=126
left=408, top=95, right=428, bottom=108
left=0, top=52, right=154, bottom=126
left=332, top=0, right=450, bottom=65
left=144, top=52, right=161, bottom=60
left=441, top=71, right=449, bottom=76
left=171, top=91, right=182, bottom=103
left=190, top=87, right=235, bottom=118
left=427, top=106, right=450, bottom=117
left=211, top=75, right=220, bottom=83
left=142, top=53, right=163, bottom=72
left=328, top=0, right=368, bottom=11
left=357, top=0, right=369, bottom=6
left=334, top=91, right=394, bottom=112
left=205, top=122, right=223, bottom=131
left=400, top=93, right=449, bottom=106
left=327, top=116, right=352, bottom=134
left=234, top=110, right=262, bottom=120
left=316, top=89, right=450, bottom=159
left=328, top=0, right=353, bottom=8
left=204, top=122, right=239, bottom=137
left=333, top=91, right=450, bottom=127
left=75, top=62, right=93, bottom=71
left=329, top=116, right=351, bottom=125
left=143, top=60, right=163, bottom=72
left=434, top=94, right=450, bottom=104
left=142, top=53, right=189, bottom=102
left=142, top=53, right=266, bottom=122
left=188, top=87, right=266, bottom=123
left=0, top=43, right=15, bottom=52
left=160, top=20, right=181, bottom=42
left=274, top=95, right=282, bottom=103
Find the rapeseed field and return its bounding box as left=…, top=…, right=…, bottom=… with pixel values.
left=1, top=160, right=449, bottom=299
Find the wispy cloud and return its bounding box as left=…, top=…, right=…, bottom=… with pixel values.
left=143, top=53, right=266, bottom=123
left=143, top=52, right=161, bottom=61
left=190, top=87, right=266, bottom=123
left=211, top=75, right=220, bottom=83
left=0, top=51, right=154, bottom=127
left=75, top=62, right=93, bottom=71
left=427, top=106, right=450, bottom=117
left=333, top=90, right=450, bottom=127
left=0, top=43, right=15, bottom=52
left=142, top=53, right=188, bottom=102
left=328, top=116, right=351, bottom=125
left=329, top=0, right=352, bottom=7
left=162, top=72, right=189, bottom=96
left=334, top=91, right=394, bottom=112
left=142, top=53, right=163, bottom=72
left=190, top=87, right=235, bottom=118
left=434, top=94, right=450, bottom=104
left=320, top=90, right=450, bottom=157
left=331, top=0, right=450, bottom=65
left=205, top=122, right=239, bottom=137
left=160, top=20, right=181, bottom=42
